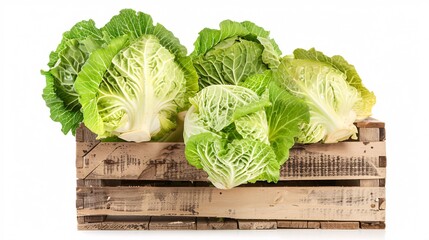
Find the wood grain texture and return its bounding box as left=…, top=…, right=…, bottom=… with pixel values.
left=76, top=124, right=98, bottom=143
left=355, top=118, right=385, bottom=128
left=76, top=141, right=386, bottom=181
left=76, top=216, right=384, bottom=230
left=77, top=186, right=385, bottom=221
left=238, top=220, right=277, bottom=230
left=196, top=218, right=238, bottom=230
left=277, top=220, right=308, bottom=229
left=359, top=128, right=382, bottom=187
left=307, top=221, right=321, bottom=229
left=320, top=221, right=360, bottom=229
left=75, top=119, right=386, bottom=230
left=360, top=221, right=386, bottom=229
left=149, top=217, right=196, bottom=230
left=78, top=216, right=150, bottom=230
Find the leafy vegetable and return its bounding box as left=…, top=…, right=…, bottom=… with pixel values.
left=274, top=56, right=361, bottom=143
left=184, top=84, right=309, bottom=189
left=191, top=20, right=281, bottom=89
left=186, top=132, right=278, bottom=189
left=41, top=20, right=104, bottom=135
left=293, top=48, right=376, bottom=120
left=74, top=9, right=198, bottom=142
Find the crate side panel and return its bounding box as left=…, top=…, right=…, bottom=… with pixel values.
left=77, top=186, right=385, bottom=221
left=80, top=141, right=385, bottom=181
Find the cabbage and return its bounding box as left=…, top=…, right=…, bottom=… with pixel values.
left=184, top=83, right=309, bottom=189
left=275, top=53, right=363, bottom=143
left=41, top=20, right=104, bottom=135
left=293, top=48, right=376, bottom=120
left=191, top=20, right=281, bottom=88
left=74, top=10, right=198, bottom=142
left=185, top=21, right=309, bottom=189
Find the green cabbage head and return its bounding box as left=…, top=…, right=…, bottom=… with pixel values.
left=41, top=20, right=104, bottom=135
left=191, top=20, right=281, bottom=88
left=74, top=10, right=198, bottom=142
left=274, top=48, right=375, bottom=143
left=184, top=82, right=309, bottom=189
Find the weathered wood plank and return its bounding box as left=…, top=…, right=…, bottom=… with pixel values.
left=78, top=216, right=150, bottom=230
left=149, top=217, right=196, bottom=230
left=76, top=124, right=98, bottom=143
left=283, top=142, right=385, bottom=180
left=77, top=141, right=386, bottom=181
left=320, top=221, right=360, bottom=229
left=355, top=118, right=385, bottom=128
left=76, top=142, right=100, bottom=169
left=359, top=128, right=381, bottom=187
left=277, top=220, right=308, bottom=229
left=196, top=218, right=238, bottom=230
left=238, top=220, right=277, bottom=230
left=307, top=221, right=321, bottom=229
left=77, top=186, right=385, bottom=221
left=360, top=221, right=386, bottom=229
left=84, top=215, right=106, bottom=223
left=358, top=128, right=380, bottom=142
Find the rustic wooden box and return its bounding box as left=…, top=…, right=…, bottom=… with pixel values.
left=76, top=119, right=386, bottom=230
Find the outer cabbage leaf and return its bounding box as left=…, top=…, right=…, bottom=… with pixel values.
left=185, top=133, right=278, bottom=189
left=239, top=70, right=272, bottom=96
left=75, top=34, right=193, bottom=142
left=293, top=48, right=375, bottom=120
left=41, top=20, right=104, bottom=134
left=191, top=20, right=281, bottom=89
left=187, top=85, right=269, bottom=134
left=193, top=39, right=268, bottom=87
left=265, top=82, right=310, bottom=164
left=101, top=9, right=198, bottom=104
left=74, top=35, right=129, bottom=138
left=275, top=58, right=360, bottom=143
left=74, top=10, right=198, bottom=142
left=240, top=72, right=310, bottom=163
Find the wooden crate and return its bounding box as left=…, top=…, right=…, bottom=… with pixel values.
left=76, top=119, right=386, bottom=230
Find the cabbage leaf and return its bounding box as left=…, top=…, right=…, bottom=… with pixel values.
left=275, top=57, right=360, bottom=143
left=191, top=20, right=281, bottom=89
left=41, top=20, right=104, bottom=134
left=75, top=10, right=198, bottom=142
left=184, top=84, right=308, bottom=189
left=293, top=48, right=376, bottom=120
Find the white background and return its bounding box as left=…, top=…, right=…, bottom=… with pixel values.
left=1, top=0, right=428, bottom=239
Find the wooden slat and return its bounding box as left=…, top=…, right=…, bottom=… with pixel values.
left=78, top=216, right=150, bottom=230
left=360, top=221, right=386, bottom=229
left=358, top=128, right=380, bottom=142
left=149, top=217, right=196, bottom=230
left=196, top=218, right=238, bottom=230
left=96, top=221, right=148, bottom=230
left=84, top=215, right=106, bottom=223
left=307, top=221, right=321, bottom=229
left=77, top=186, right=385, bottom=222
left=320, top=221, right=360, bottom=229
left=238, top=220, right=277, bottom=230
left=283, top=141, right=385, bottom=180
left=359, top=128, right=382, bottom=187
left=277, top=220, right=308, bottom=229
left=76, top=142, right=100, bottom=169
left=76, top=124, right=98, bottom=143
left=77, top=141, right=385, bottom=181
left=355, top=118, right=385, bottom=128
